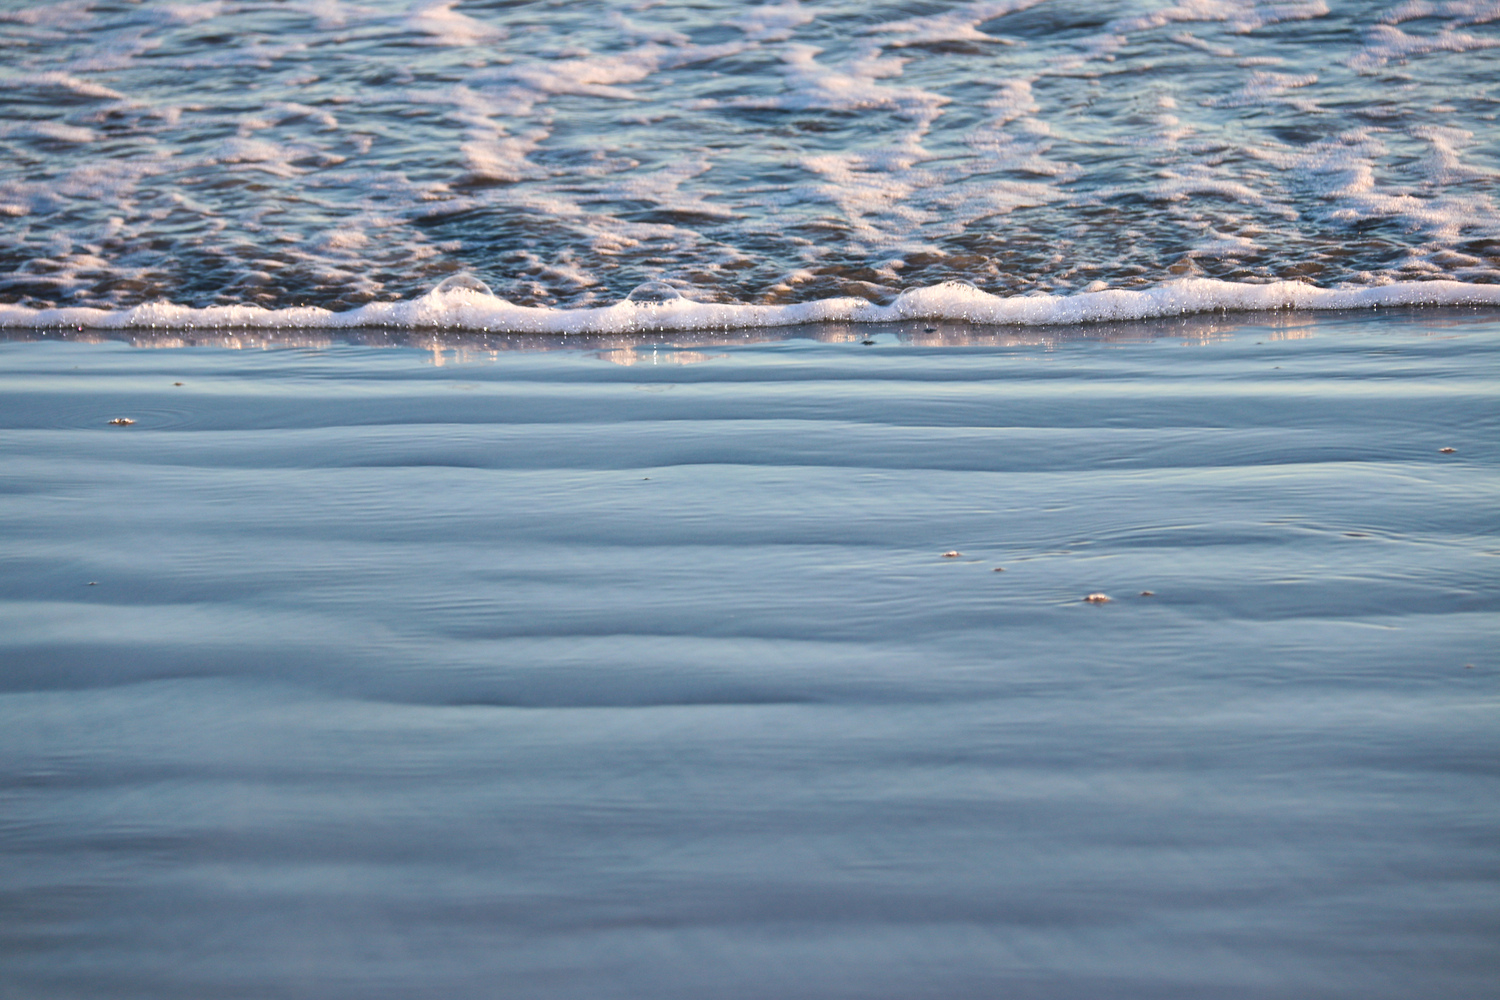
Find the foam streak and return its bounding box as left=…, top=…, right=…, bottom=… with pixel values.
left=5, top=279, right=1498, bottom=334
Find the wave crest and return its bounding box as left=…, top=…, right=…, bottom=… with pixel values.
left=4, top=278, right=1497, bottom=334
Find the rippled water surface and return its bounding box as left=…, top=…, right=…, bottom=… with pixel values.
left=1, top=312, right=1498, bottom=998
left=3, top=4, right=1499, bottom=997
left=2, top=0, right=1499, bottom=313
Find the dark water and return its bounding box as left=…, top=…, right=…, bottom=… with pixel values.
left=1, top=310, right=1497, bottom=998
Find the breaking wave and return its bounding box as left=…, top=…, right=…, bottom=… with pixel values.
left=4, top=277, right=1498, bottom=334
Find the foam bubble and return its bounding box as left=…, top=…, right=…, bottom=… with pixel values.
left=625, top=281, right=685, bottom=304
left=432, top=274, right=495, bottom=297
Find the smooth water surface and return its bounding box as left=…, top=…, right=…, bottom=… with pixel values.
left=1, top=311, right=1497, bottom=998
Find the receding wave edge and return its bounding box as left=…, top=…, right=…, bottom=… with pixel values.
left=5, top=278, right=1499, bottom=334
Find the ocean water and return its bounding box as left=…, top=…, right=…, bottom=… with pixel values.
left=1, top=311, right=1498, bottom=998
left=3, top=3, right=1500, bottom=998
left=1, top=0, right=1499, bottom=330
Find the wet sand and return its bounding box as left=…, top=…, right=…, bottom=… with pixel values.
left=1, top=310, right=1497, bottom=999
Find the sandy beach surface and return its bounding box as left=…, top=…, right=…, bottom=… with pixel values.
left=1, top=309, right=1497, bottom=999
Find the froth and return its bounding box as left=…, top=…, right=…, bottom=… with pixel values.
left=2, top=0, right=1499, bottom=311
left=5, top=279, right=1497, bottom=335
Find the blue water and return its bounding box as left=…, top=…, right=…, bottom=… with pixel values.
left=1, top=0, right=1498, bottom=315
left=2, top=3, right=1499, bottom=997
left=1, top=311, right=1498, bottom=997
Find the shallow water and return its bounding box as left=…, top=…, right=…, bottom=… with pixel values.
left=1, top=311, right=1497, bottom=998
left=2, top=0, right=1498, bottom=320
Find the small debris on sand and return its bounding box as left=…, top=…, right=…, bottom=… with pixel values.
left=1139, top=590, right=1155, bottom=596
left=1084, top=592, right=1111, bottom=603
left=108, top=417, right=135, bottom=426
left=1439, top=447, right=1456, bottom=454
left=942, top=551, right=961, bottom=558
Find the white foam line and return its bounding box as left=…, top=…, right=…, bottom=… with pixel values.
left=4, top=279, right=1499, bottom=334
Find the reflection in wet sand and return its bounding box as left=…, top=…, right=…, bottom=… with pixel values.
left=3, top=308, right=1494, bottom=357
left=427, top=344, right=501, bottom=368
left=595, top=347, right=725, bottom=367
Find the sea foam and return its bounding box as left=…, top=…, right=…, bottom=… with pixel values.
left=4, top=0, right=1499, bottom=310
left=4, top=278, right=1497, bottom=335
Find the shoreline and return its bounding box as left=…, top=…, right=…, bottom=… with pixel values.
left=4, top=277, right=1500, bottom=336
left=3, top=303, right=1499, bottom=355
